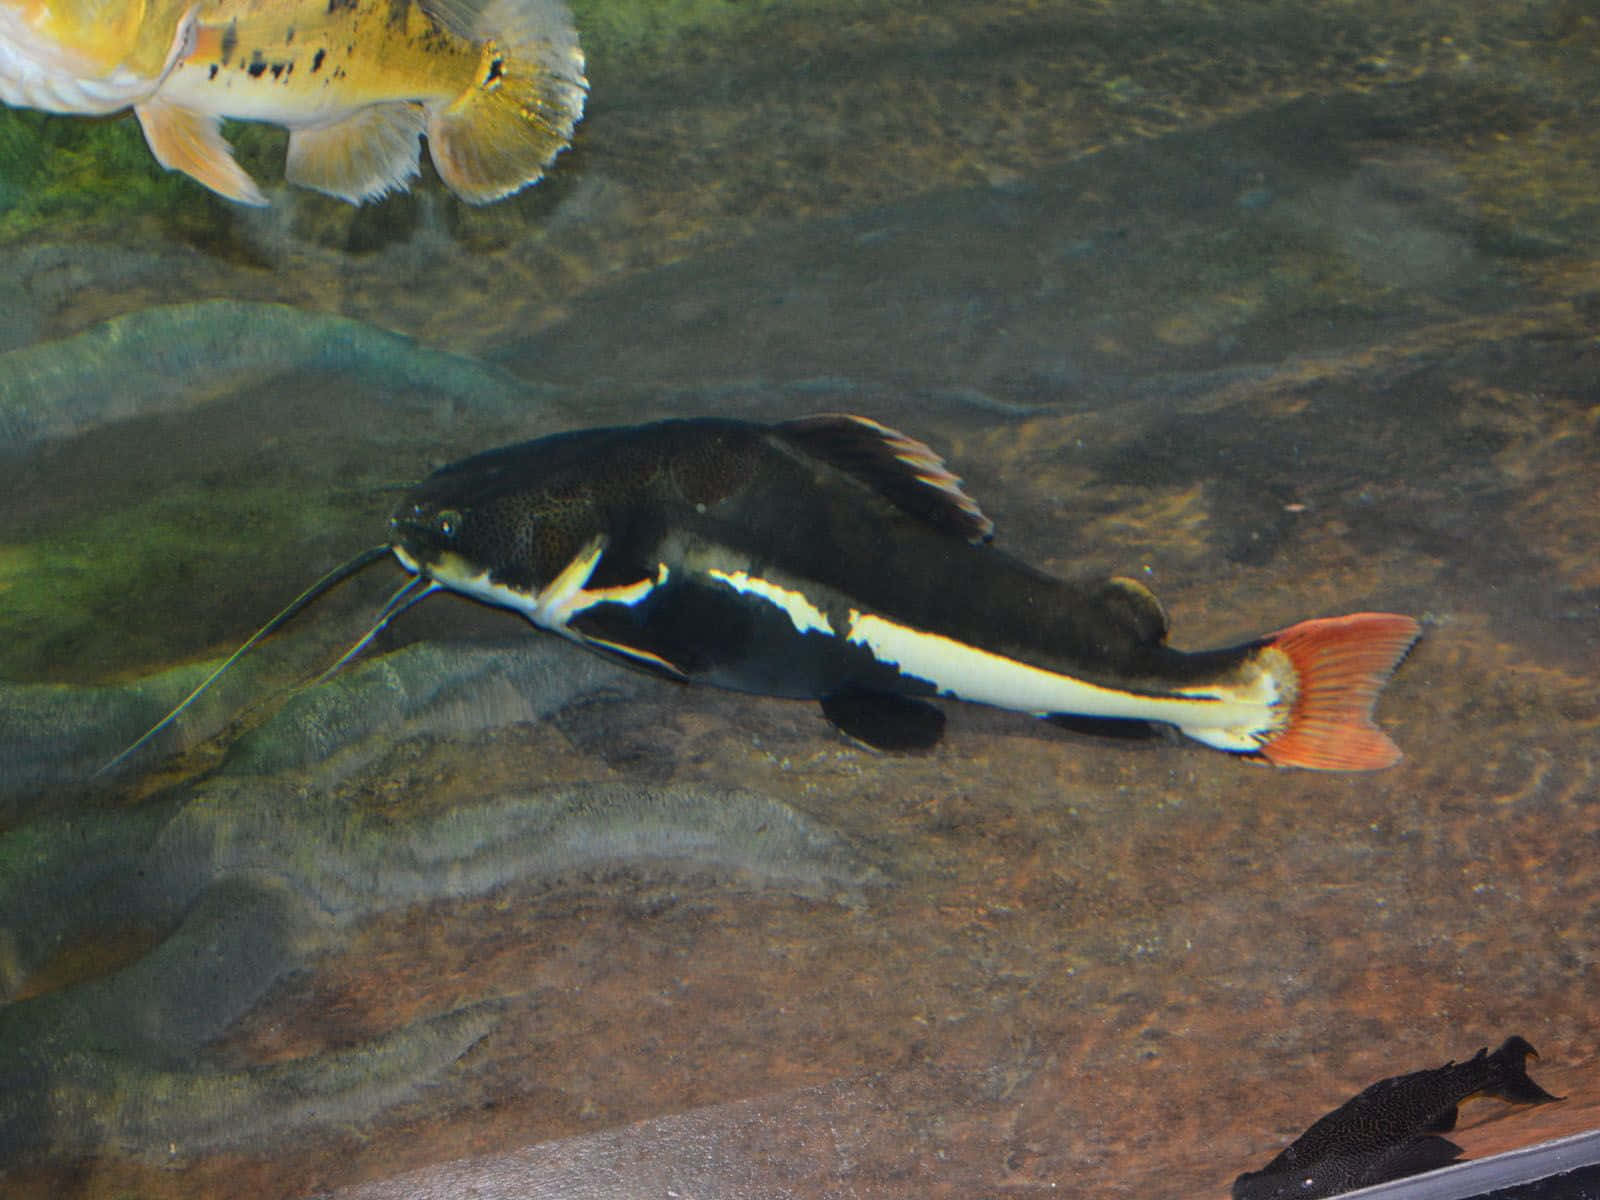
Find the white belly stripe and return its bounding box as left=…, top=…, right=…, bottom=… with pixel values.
left=843, top=609, right=1276, bottom=734
left=402, top=537, right=1286, bottom=747
left=705, top=569, right=834, bottom=636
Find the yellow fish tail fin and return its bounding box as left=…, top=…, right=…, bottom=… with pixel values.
left=286, top=103, right=427, bottom=204
left=426, top=0, right=587, bottom=204
left=134, top=96, right=268, bottom=206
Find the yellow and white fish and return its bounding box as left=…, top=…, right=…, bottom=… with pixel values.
left=0, top=0, right=585, bottom=204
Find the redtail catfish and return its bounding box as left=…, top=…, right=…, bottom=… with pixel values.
left=108, top=415, right=1422, bottom=772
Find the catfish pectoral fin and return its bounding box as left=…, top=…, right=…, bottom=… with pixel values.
left=821, top=690, right=946, bottom=752
left=575, top=635, right=691, bottom=682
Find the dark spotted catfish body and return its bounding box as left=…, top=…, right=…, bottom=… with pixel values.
left=1233, top=1036, right=1562, bottom=1200
left=388, top=415, right=1419, bottom=768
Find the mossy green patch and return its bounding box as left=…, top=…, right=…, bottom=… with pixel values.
left=0, top=479, right=370, bottom=685
left=0, top=108, right=284, bottom=239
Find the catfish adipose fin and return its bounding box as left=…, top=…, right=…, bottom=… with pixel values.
left=1233, top=1036, right=1562, bottom=1200
left=103, top=415, right=1422, bottom=776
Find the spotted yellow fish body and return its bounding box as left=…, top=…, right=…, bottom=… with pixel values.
left=0, top=0, right=195, bottom=112
left=0, top=0, right=584, bottom=204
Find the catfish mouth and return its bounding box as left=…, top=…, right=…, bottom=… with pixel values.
left=387, top=507, right=445, bottom=577
left=388, top=491, right=476, bottom=573
left=391, top=541, right=425, bottom=575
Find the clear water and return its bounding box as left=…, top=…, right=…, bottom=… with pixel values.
left=0, top=1, right=1596, bottom=1196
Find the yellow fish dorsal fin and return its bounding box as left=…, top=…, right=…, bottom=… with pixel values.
left=424, top=0, right=586, bottom=203
left=286, top=103, right=426, bottom=204
left=416, top=0, right=484, bottom=39
left=133, top=96, right=267, bottom=205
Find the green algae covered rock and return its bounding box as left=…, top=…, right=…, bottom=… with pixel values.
left=0, top=300, right=552, bottom=454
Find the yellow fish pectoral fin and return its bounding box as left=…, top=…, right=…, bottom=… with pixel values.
left=285, top=104, right=427, bottom=205
left=134, top=98, right=267, bottom=206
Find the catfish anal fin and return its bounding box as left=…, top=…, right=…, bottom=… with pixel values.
left=134, top=97, right=268, bottom=206
left=1045, top=712, right=1164, bottom=742
left=822, top=689, right=946, bottom=752
left=778, top=414, right=995, bottom=543
left=1421, top=1104, right=1460, bottom=1134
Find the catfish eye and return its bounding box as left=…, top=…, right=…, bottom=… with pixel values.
left=436, top=508, right=463, bottom=538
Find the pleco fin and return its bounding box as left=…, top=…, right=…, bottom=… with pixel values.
left=1421, top=1105, right=1461, bottom=1134
left=286, top=103, right=426, bottom=203
left=778, top=414, right=995, bottom=543
left=134, top=97, right=268, bottom=205
left=426, top=0, right=587, bottom=203
left=821, top=689, right=946, bottom=752
left=1256, top=612, right=1421, bottom=770
left=1484, top=1036, right=1563, bottom=1104
left=1365, top=1135, right=1464, bottom=1183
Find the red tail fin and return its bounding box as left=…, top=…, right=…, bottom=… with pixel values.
left=1259, top=613, right=1421, bottom=770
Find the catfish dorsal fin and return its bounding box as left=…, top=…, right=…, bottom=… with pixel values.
left=776, top=414, right=995, bottom=543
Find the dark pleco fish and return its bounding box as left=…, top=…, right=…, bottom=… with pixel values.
left=1234, top=1036, right=1562, bottom=1200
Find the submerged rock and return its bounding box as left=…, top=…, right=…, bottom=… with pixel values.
left=0, top=652, right=882, bottom=1162
left=0, top=636, right=644, bottom=810
left=0, top=300, right=563, bottom=454
left=220, top=638, right=646, bottom=779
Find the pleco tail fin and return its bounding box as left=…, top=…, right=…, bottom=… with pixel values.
left=1483, top=1036, right=1564, bottom=1104
left=427, top=0, right=587, bottom=203
left=1257, top=612, right=1420, bottom=770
